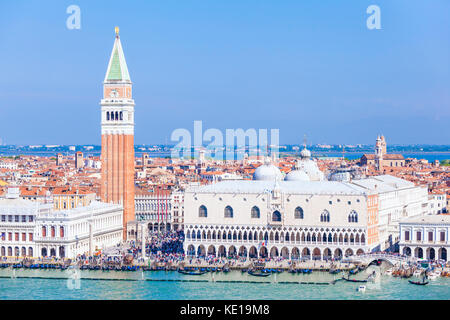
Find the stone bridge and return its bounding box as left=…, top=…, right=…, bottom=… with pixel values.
left=344, top=253, right=416, bottom=266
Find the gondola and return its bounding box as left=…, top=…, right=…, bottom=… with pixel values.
left=248, top=270, right=271, bottom=277
left=272, top=269, right=283, bottom=273
left=178, top=269, right=207, bottom=275
left=408, top=279, right=429, bottom=286
left=342, top=276, right=368, bottom=283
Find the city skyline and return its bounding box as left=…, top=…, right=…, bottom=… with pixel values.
left=1, top=0, right=449, bottom=146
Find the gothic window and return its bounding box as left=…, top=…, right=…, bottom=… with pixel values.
left=120, top=111, right=123, bottom=120
left=348, top=210, right=358, bottom=223
left=272, top=211, right=281, bottom=222
left=251, top=206, right=260, bottom=218
left=294, top=207, right=304, bottom=219
left=106, top=112, right=110, bottom=121
left=320, top=210, right=330, bottom=222
left=198, top=205, right=207, bottom=218
left=224, top=206, right=233, bottom=218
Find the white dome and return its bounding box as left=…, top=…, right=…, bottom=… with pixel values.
left=253, top=164, right=283, bottom=181
left=300, top=147, right=311, bottom=159
left=297, top=159, right=325, bottom=181
left=284, top=169, right=310, bottom=181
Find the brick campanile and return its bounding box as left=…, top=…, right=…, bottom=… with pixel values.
left=100, top=27, right=135, bottom=240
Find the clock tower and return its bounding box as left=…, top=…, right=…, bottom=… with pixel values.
left=100, top=27, right=135, bottom=240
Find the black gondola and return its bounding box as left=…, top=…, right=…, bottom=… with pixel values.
left=248, top=270, right=271, bottom=277
left=178, top=269, right=207, bottom=275
left=408, top=280, right=429, bottom=286
left=342, top=276, right=368, bottom=283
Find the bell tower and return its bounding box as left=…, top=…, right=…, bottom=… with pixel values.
left=375, top=135, right=383, bottom=172
left=100, top=27, right=135, bottom=239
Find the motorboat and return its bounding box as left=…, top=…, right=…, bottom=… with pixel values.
left=357, top=285, right=366, bottom=292
left=428, top=271, right=440, bottom=280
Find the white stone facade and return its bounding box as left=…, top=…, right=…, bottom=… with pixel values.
left=34, top=201, right=123, bottom=258
left=399, top=214, right=449, bottom=261
left=0, top=188, right=123, bottom=259
left=183, top=175, right=430, bottom=259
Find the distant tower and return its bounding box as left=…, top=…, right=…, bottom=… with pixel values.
left=380, top=135, right=387, bottom=156
left=100, top=27, right=135, bottom=240
left=142, top=153, right=150, bottom=168
left=196, top=148, right=206, bottom=173
left=56, top=153, right=63, bottom=166
left=75, top=151, right=84, bottom=169
left=375, top=135, right=383, bottom=172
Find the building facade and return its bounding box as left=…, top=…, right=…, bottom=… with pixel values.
left=0, top=188, right=51, bottom=257
left=183, top=170, right=429, bottom=259
left=360, top=135, right=405, bottom=168
left=135, top=190, right=173, bottom=232
left=0, top=188, right=123, bottom=259
left=399, top=214, right=449, bottom=261
left=100, top=27, right=135, bottom=239
left=35, top=201, right=123, bottom=258
left=134, top=190, right=185, bottom=233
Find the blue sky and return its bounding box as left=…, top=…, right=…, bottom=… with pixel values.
left=0, top=0, right=449, bottom=145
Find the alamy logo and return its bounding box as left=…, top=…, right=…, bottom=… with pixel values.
left=66, top=268, right=81, bottom=290
left=366, top=5, right=381, bottom=30
left=66, top=5, right=81, bottom=30
left=171, top=121, right=279, bottom=161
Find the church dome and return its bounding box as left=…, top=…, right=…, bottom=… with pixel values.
left=328, top=171, right=351, bottom=182
left=253, top=163, right=283, bottom=181
left=297, top=159, right=325, bottom=181
left=300, top=147, right=311, bottom=159
left=284, top=169, right=310, bottom=181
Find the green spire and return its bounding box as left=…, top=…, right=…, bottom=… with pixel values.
left=107, top=48, right=122, bottom=80
left=104, top=30, right=131, bottom=82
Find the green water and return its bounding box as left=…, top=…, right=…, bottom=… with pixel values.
left=0, top=267, right=448, bottom=300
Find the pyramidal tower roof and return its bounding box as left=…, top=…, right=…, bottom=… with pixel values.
left=104, top=27, right=131, bottom=83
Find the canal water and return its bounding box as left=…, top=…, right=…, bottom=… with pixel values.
left=0, top=266, right=448, bottom=300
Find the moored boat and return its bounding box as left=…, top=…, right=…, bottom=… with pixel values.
left=248, top=270, right=271, bottom=277
left=409, top=279, right=429, bottom=286
left=178, top=269, right=207, bottom=275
